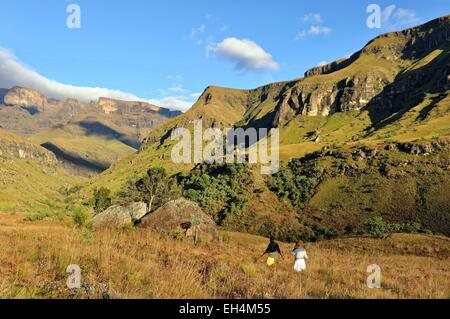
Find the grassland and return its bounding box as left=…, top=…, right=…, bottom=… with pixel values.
left=0, top=128, right=83, bottom=213
left=0, top=158, right=83, bottom=213
left=0, top=212, right=448, bottom=299
left=30, top=118, right=137, bottom=175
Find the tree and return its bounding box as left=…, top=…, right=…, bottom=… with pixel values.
left=269, top=168, right=318, bottom=207
left=134, top=168, right=181, bottom=212
left=364, top=216, right=388, bottom=239
left=93, top=187, right=111, bottom=214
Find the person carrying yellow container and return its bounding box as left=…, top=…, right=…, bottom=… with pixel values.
left=258, top=236, right=283, bottom=266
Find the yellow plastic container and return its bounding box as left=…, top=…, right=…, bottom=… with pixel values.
left=267, top=257, right=276, bottom=266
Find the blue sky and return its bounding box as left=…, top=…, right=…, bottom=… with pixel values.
left=0, top=0, right=448, bottom=111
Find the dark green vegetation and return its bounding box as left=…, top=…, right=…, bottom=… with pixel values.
left=116, top=167, right=180, bottom=212
left=92, top=187, right=112, bottom=214
left=363, top=216, right=423, bottom=239
left=180, top=164, right=251, bottom=224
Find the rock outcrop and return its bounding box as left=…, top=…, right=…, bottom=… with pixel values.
left=92, top=202, right=148, bottom=229
left=0, top=87, right=181, bottom=136
left=139, top=198, right=219, bottom=242
left=304, top=58, right=354, bottom=78
left=0, top=128, right=58, bottom=167
left=273, top=72, right=389, bottom=124
left=3, top=87, right=50, bottom=112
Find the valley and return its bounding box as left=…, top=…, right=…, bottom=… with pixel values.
left=0, top=13, right=448, bottom=299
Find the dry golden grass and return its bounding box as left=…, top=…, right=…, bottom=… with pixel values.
left=0, top=212, right=448, bottom=299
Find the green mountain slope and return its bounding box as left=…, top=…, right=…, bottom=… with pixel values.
left=78, top=15, right=450, bottom=237
left=30, top=115, right=138, bottom=176
left=92, top=15, right=449, bottom=185
left=0, top=88, right=182, bottom=176
left=0, top=128, right=83, bottom=212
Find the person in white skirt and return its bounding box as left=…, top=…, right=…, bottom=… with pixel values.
left=291, top=240, right=308, bottom=272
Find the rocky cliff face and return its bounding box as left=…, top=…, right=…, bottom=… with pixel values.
left=0, top=87, right=182, bottom=137
left=3, top=87, right=49, bottom=111
left=304, top=58, right=353, bottom=78
left=255, top=15, right=450, bottom=127
left=0, top=129, right=58, bottom=168
left=273, top=72, right=390, bottom=124
left=304, top=15, right=450, bottom=78
left=94, top=97, right=158, bottom=114
left=3, top=87, right=86, bottom=115
left=140, top=15, right=450, bottom=154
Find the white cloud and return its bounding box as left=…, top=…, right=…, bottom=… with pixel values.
left=0, top=48, right=194, bottom=112
left=382, top=5, right=421, bottom=31
left=149, top=96, right=194, bottom=112
left=296, top=13, right=332, bottom=40
left=156, top=78, right=200, bottom=111
left=190, top=92, right=202, bottom=100
left=309, top=26, right=332, bottom=35
left=220, top=25, right=230, bottom=32
left=169, top=87, right=190, bottom=94
left=209, top=37, right=279, bottom=72
left=167, top=74, right=183, bottom=81
left=302, top=13, right=323, bottom=24
left=190, top=24, right=206, bottom=39
left=296, top=25, right=332, bottom=40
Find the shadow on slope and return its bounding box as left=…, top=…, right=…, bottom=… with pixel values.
left=77, top=120, right=140, bottom=149
left=364, top=49, right=449, bottom=132
left=40, top=142, right=108, bottom=173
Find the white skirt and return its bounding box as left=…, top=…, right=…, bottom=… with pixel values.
left=294, top=259, right=306, bottom=272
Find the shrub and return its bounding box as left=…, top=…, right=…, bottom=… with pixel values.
left=180, top=163, right=250, bottom=224
left=171, top=229, right=185, bottom=241
left=364, top=216, right=389, bottom=238
left=401, top=222, right=422, bottom=233
left=364, top=216, right=423, bottom=238
left=344, top=224, right=355, bottom=235
left=72, top=206, right=89, bottom=228
left=269, top=168, right=318, bottom=207
left=24, top=211, right=50, bottom=222
left=117, top=168, right=181, bottom=212
left=92, top=187, right=112, bottom=214
left=311, top=224, right=338, bottom=241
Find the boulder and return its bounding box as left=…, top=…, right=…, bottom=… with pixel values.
left=92, top=202, right=147, bottom=229
left=139, top=198, right=219, bottom=242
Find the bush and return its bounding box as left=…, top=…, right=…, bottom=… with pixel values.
left=117, top=168, right=181, bottom=212
left=364, top=216, right=423, bottom=238
left=181, top=163, right=250, bottom=224
left=24, top=211, right=50, bottom=222
left=72, top=207, right=89, bottom=228
left=364, top=216, right=388, bottom=239
left=401, top=222, right=422, bottom=233
left=311, top=224, right=338, bottom=241
left=269, top=168, right=318, bottom=207
left=344, top=224, right=355, bottom=235
left=92, top=187, right=112, bottom=214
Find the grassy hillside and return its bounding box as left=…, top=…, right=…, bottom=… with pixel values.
left=84, top=16, right=450, bottom=240
left=0, top=128, right=83, bottom=212
left=30, top=116, right=138, bottom=176
left=0, top=211, right=448, bottom=298
left=290, top=139, right=450, bottom=236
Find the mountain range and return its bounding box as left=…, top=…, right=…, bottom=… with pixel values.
left=0, top=14, right=449, bottom=236
left=0, top=86, right=181, bottom=175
